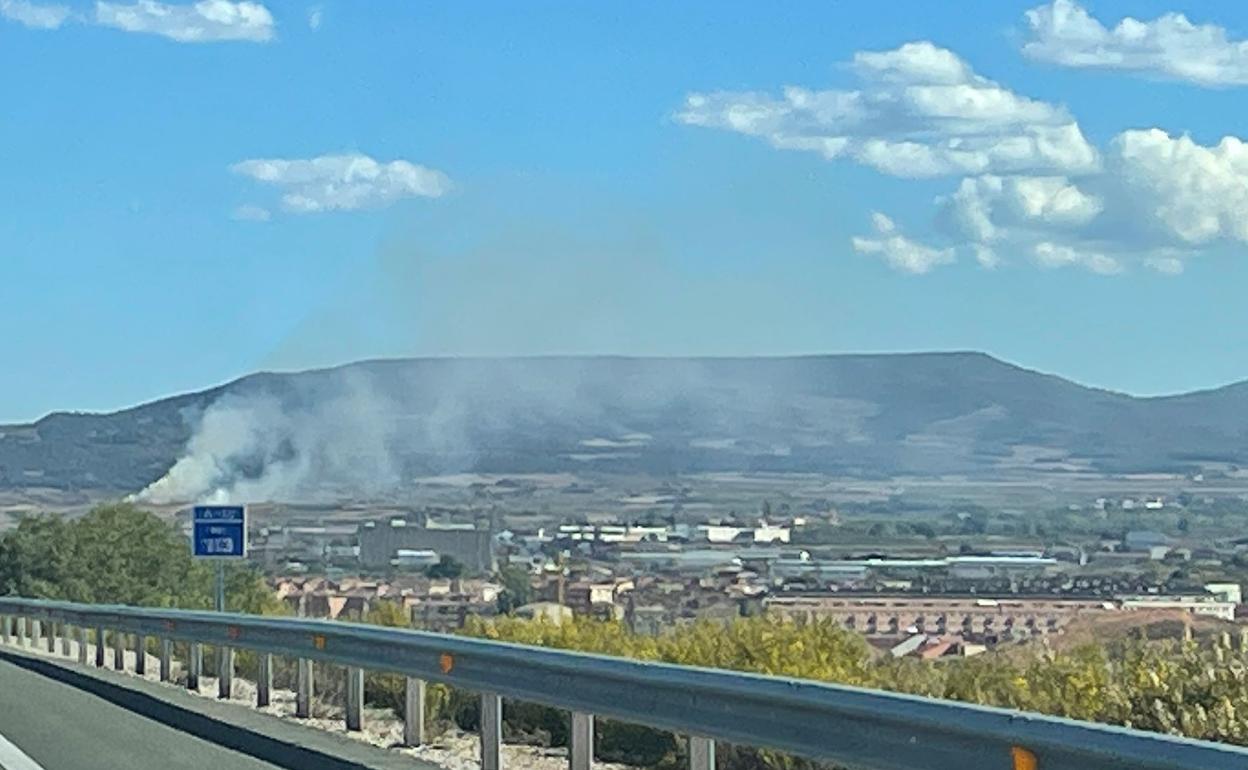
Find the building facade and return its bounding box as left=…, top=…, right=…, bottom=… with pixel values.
left=358, top=519, right=496, bottom=572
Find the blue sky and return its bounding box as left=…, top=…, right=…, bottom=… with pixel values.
left=4, top=0, right=1248, bottom=421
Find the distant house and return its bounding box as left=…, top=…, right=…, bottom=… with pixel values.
left=514, top=602, right=574, bottom=625
left=1120, top=595, right=1237, bottom=621
left=697, top=522, right=791, bottom=544
left=1146, top=545, right=1172, bottom=561
left=889, top=634, right=927, bottom=657
left=1124, top=530, right=1170, bottom=552
left=919, top=638, right=958, bottom=660
left=1205, top=582, right=1242, bottom=604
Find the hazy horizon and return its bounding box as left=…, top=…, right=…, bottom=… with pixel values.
left=7, top=348, right=1248, bottom=425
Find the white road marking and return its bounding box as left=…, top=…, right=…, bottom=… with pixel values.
left=0, top=732, right=45, bottom=770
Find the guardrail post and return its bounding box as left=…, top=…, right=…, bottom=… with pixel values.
left=77, top=626, right=88, bottom=665
left=18, top=617, right=28, bottom=646
left=218, top=647, right=234, bottom=699
left=481, top=693, right=502, bottom=770
left=570, top=712, right=594, bottom=770
left=0, top=615, right=10, bottom=645
left=31, top=619, right=41, bottom=649
left=45, top=621, right=57, bottom=653
left=135, top=634, right=146, bottom=676
left=403, top=677, right=426, bottom=746
left=346, top=667, right=364, bottom=731
left=256, top=653, right=272, bottom=707
left=113, top=630, right=125, bottom=670
left=94, top=627, right=105, bottom=667
left=689, top=736, right=715, bottom=770
left=188, top=642, right=202, bottom=690
left=296, top=658, right=313, bottom=718
left=160, top=639, right=172, bottom=682
left=60, top=624, right=72, bottom=657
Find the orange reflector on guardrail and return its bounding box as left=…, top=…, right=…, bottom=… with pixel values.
left=313, top=635, right=326, bottom=650
left=440, top=653, right=454, bottom=673
left=1011, top=746, right=1037, bottom=770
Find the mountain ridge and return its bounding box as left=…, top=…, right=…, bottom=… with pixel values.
left=4, top=352, right=1247, bottom=497
left=22, top=350, right=1234, bottom=425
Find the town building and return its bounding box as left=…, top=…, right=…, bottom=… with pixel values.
left=358, top=518, right=495, bottom=572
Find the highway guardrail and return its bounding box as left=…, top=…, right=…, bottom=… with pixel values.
left=1, top=597, right=1247, bottom=770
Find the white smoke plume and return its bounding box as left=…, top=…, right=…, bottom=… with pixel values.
left=130, top=356, right=879, bottom=505
left=134, top=370, right=399, bottom=504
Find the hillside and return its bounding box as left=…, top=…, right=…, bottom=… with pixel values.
left=2, top=352, right=1247, bottom=498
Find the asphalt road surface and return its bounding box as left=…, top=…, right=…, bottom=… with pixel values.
left=0, top=650, right=424, bottom=770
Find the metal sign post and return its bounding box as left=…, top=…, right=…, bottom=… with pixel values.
left=215, top=562, right=226, bottom=613
left=192, top=504, right=246, bottom=699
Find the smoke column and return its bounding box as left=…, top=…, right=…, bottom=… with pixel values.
left=134, top=369, right=400, bottom=504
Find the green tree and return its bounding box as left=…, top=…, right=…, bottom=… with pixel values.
left=496, top=564, right=534, bottom=614
left=911, top=522, right=937, bottom=539
left=961, top=511, right=989, bottom=535
left=364, top=599, right=411, bottom=628
left=0, top=514, right=81, bottom=599
left=426, top=556, right=465, bottom=579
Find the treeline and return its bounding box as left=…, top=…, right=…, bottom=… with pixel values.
left=0, top=503, right=277, bottom=613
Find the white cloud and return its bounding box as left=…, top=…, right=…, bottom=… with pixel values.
left=677, top=41, right=1098, bottom=178
left=853, top=42, right=974, bottom=85
left=973, top=244, right=1001, bottom=269
left=681, top=37, right=1243, bottom=277
left=95, top=0, right=274, bottom=43
left=851, top=212, right=955, bottom=274
left=933, top=126, right=1248, bottom=276
left=2, top=0, right=274, bottom=40
left=231, top=204, right=271, bottom=222
left=1146, top=256, right=1185, bottom=275
left=0, top=0, right=70, bottom=29
left=869, top=211, right=896, bottom=234
left=1033, top=242, right=1122, bottom=274
left=307, top=5, right=320, bottom=29
left=946, top=174, right=1101, bottom=243
left=1023, top=0, right=1248, bottom=87
left=1112, top=129, right=1248, bottom=244
left=231, top=152, right=452, bottom=213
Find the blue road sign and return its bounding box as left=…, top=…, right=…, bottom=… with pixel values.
left=192, top=505, right=247, bottom=558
